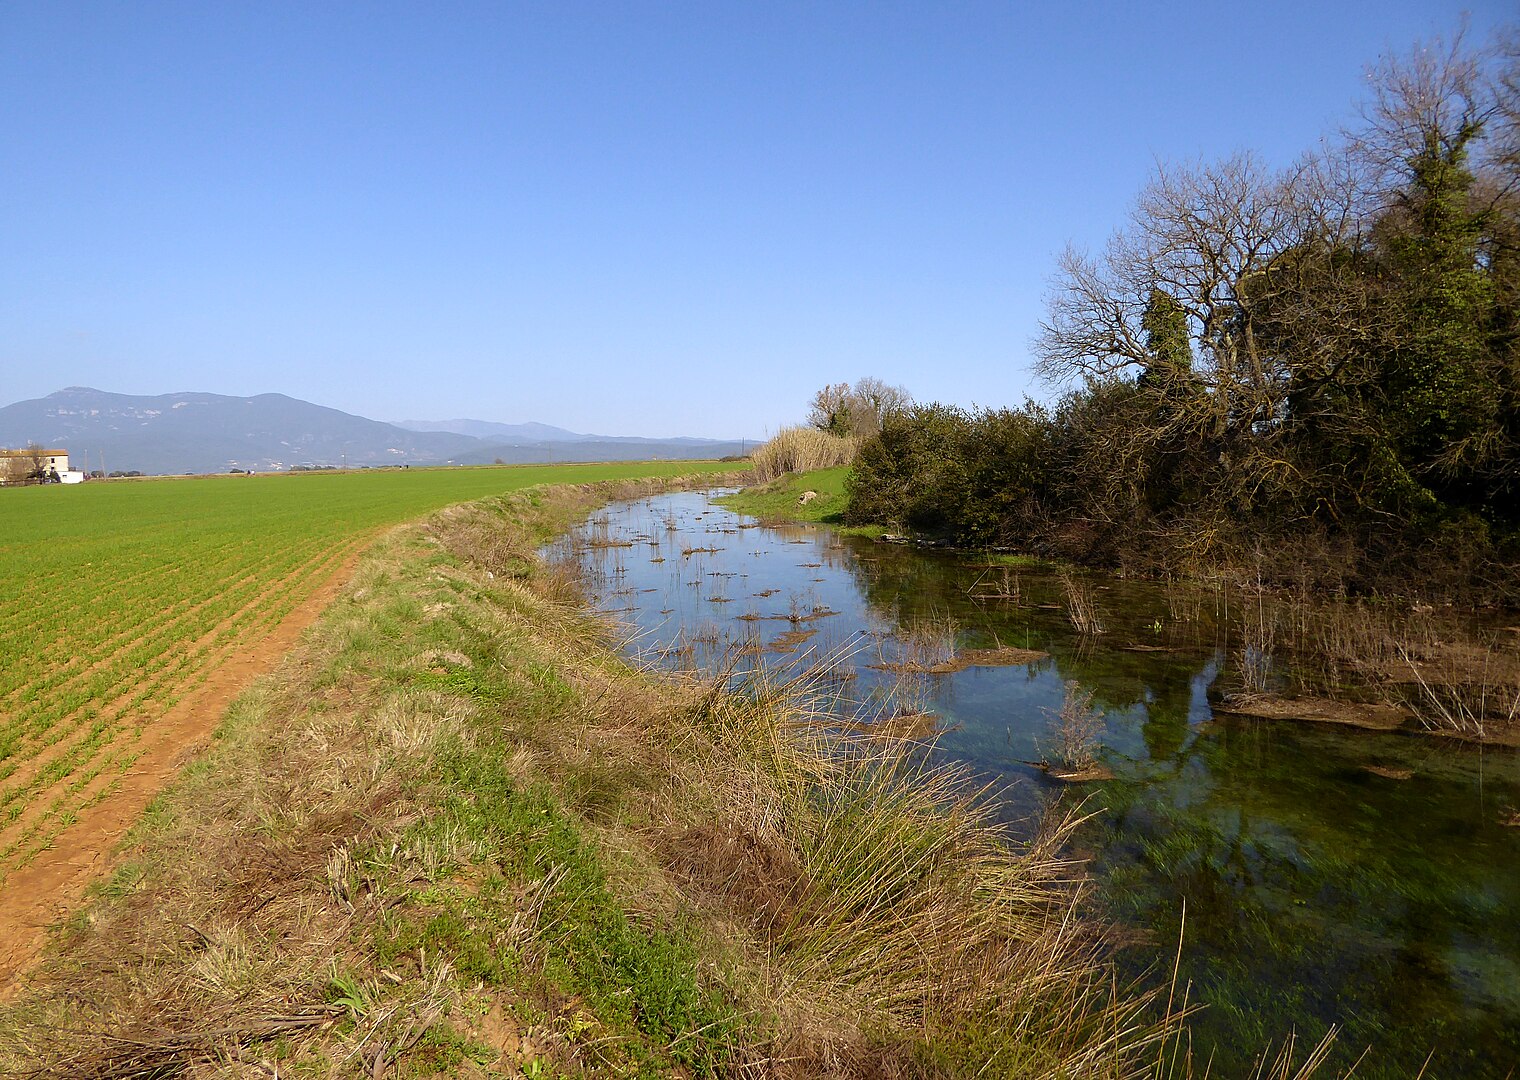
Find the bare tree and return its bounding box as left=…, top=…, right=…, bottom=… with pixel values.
left=1036, top=152, right=1364, bottom=446
left=807, top=382, right=853, bottom=435
left=1346, top=26, right=1493, bottom=202
left=1477, top=30, right=1520, bottom=323
left=1037, top=24, right=1519, bottom=534
left=850, top=377, right=912, bottom=432
left=23, top=443, right=49, bottom=480
left=1482, top=28, right=1520, bottom=186
left=807, top=378, right=911, bottom=438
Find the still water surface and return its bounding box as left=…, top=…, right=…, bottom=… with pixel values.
left=556, top=491, right=1520, bottom=1077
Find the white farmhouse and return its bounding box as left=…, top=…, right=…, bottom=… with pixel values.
left=0, top=448, right=70, bottom=484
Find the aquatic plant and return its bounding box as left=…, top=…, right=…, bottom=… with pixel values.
left=1044, top=679, right=1105, bottom=771
left=1060, top=572, right=1107, bottom=635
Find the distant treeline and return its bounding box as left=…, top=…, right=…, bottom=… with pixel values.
left=847, top=29, right=1520, bottom=600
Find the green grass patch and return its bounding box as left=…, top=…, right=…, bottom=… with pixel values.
left=715, top=466, right=868, bottom=530
left=373, top=752, right=741, bottom=1075
left=0, top=460, right=734, bottom=883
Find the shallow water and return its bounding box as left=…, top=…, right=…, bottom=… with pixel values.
left=556, top=491, right=1520, bottom=1077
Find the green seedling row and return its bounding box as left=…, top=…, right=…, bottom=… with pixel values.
left=0, top=541, right=354, bottom=823
left=0, top=462, right=728, bottom=881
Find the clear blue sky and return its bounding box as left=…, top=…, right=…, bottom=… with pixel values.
left=3, top=1, right=1513, bottom=438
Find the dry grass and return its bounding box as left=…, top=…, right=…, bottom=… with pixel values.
left=1060, top=572, right=1107, bottom=636
left=1043, top=680, right=1105, bottom=772
left=1235, top=599, right=1277, bottom=696
left=870, top=612, right=958, bottom=673
left=968, top=564, right=1022, bottom=603
left=1149, top=577, right=1518, bottom=741
left=661, top=660, right=1168, bottom=1075
left=1232, top=591, right=1520, bottom=741
left=1395, top=641, right=1520, bottom=739
left=749, top=427, right=860, bottom=484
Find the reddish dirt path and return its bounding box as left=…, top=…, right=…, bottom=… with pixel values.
left=0, top=547, right=366, bottom=997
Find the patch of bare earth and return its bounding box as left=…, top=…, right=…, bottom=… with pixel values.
left=1216, top=694, right=1410, bottom=731
left=1363, top=765, right=1415, bottom=780
left=868, top=645, right=1049, bottom=675
left=1041, top=763, right=1116, bottom=783
left=0, top=545, right=366, bottom=996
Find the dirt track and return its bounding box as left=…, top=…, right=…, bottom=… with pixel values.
left=0, top=549, right=364, bottom=996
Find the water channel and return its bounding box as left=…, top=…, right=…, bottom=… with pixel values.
left=555, top=490, right=1520, bottom=1077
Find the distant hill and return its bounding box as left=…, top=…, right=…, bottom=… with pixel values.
left=446, top=437, right=750, bottom=466
left=393, top=419, right=587, bottom=442
left=393, top=418, right=738, bottom=447
left=0, top=388, right=747, bottom=475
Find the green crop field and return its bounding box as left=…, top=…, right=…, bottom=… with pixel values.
left=0, top=461, right=728, bottom=881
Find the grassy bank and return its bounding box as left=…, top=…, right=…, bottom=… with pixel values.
left=715, top=467, right=887, bottom=538
left=0, top=475, right=1204, bottom=1078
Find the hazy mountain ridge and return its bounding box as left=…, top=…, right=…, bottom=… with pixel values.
left=393, top=418, right=587, bottom=442
left=0, top=388, right=746, bottom=475
left=393, top=418, right=742, bottom=447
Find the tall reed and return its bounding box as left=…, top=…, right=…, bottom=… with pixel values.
left=1060, top=572, right=1106, bottom=635
left=749, top=426, right=860, bottom=483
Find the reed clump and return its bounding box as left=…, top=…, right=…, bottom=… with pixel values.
left=1060, top=572, right=1106, bottom=635
left=1044, top=680, right=1105, bottom=771
left=661, top=661, right=1168, bottom=1074
left=749, top=425, right=860, bottom=483
left=1228, top=591, right=1520, bottom=740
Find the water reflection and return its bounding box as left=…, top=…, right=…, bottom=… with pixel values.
left=556, top=491, right=1520, bottom=1078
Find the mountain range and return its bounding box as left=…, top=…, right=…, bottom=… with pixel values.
left=391, top=418, right=730, bottom=447
left=0, top=387, right=747, bottom=475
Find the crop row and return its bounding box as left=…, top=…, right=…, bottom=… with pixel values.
left=0, top=462, right=730, bottom=884
left=0, top=544, right=359, bottom=876
left=0, top=542, right=355, bottom=830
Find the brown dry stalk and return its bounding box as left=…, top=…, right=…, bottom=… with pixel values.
left=749, top=427, right=859, bottom=483
left=1059, top=572, right=1107, bottom=635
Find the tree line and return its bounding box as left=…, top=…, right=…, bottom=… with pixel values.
left=844, top=29, right=1520, bottom=599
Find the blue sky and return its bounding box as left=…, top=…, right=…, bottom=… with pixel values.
left=3, top=2, right=1513, bottom=438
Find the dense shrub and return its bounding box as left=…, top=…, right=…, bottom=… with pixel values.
left=845, top=386, right=1513, bottom=597
left=846, top=404, right=1052, bottom=547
